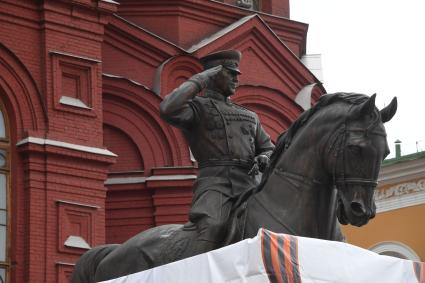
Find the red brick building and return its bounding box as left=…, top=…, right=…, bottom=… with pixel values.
left=0, top=0, right=324, bottom=282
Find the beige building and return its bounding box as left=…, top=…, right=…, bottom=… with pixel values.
left=343, top=145, right=425, bottom=261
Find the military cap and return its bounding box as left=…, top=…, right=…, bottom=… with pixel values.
left=200, top=50, right=242, bottom=74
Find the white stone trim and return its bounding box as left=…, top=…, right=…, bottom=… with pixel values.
left=56, top=199, right=100, bottom=209
left=378, top=157, right=425, bottom=186
left=189, top=147, right=196, bottom=163
left=187, top=15, right=256, bottom=53
left=16, top=137, right=117, bottom=157
left=60, top=96, right=92, bottom=110
left=375, top=179, right=425, bottom=201
left=101, top=0, right=119, bottom=4
left=147, top=174, right=197, bottom=181
left=105, top=177, right=147, bottom=185
left=295, top=83, right=315, bottom=110
left=369, top=241, right=421, bottom=261
left=375, top=191, right=425, bottom=213
left=55, top=261, right=75, bottom=266
left=105, top=174, right=197, bottom=185
left=64, top=235, right=91, bottom=250
left=49, top=50, right=101, bottom=63
left=103, top=73, right=151, bottom=90
left=375, top=179, right=425, bottom=213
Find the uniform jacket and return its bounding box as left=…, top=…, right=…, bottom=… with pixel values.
left=161, top=89, right=274, bottom=197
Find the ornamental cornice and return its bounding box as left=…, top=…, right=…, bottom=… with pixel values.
left=375, top=178, right=425, bottom=213
left=378, top=157, right=425, bottom=186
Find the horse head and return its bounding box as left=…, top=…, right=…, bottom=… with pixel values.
left=331, top=94, right=397, bottom=227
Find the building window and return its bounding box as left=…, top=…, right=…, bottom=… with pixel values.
left=0, top=101, right=10, bottom=283
left=50, top=51, right=100, bottom=117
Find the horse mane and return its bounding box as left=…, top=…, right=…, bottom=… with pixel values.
left=258, top=92, right=371, bottom=190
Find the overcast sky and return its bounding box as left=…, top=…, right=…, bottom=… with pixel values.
left=290, top=0, right=425, bottom=158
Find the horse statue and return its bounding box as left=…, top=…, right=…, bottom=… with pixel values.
left=71, top=93, right=397, bottom=282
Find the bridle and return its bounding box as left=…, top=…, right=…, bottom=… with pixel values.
left=252, top=101, right=387, bottom=239
left=329, top=109, right=386, bottom=190
left=322, top=109, right=386, bottom=237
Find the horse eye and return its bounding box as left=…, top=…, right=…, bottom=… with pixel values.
left=347, top=144, right=362, bottom=154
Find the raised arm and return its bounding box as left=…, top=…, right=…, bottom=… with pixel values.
left=159, top=66, right=223, bottom=129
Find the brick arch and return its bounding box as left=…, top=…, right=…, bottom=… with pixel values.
left=233, top=85, right=303, bottom=142
left=0, top=43, right=47, bottom=283
left=0, top=43, right=46, bottom=137
left=103, top=94, right=171, bottom=171
left=103, top=76, right=192, bottom=170
left=103, top=124, right=144, bottom=172
left=154, top=55, right=203, bottom=97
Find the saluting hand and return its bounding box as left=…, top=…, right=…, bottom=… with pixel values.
left=189, top=65, right=223, bottom=90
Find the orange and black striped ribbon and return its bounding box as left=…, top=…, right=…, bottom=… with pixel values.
left=414, top=261, right=425, bottom=283
left=261, top=229, right=302, bottom=283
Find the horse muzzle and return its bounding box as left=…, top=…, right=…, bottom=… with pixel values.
left=336, top=183, right=377, bottom=227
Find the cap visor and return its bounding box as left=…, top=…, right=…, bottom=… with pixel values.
left=224, top=66, right=242, bottom=74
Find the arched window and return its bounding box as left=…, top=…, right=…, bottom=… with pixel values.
left=369, top=241, right=421, bottom=261
left=0, top=101, right=10, bottom=283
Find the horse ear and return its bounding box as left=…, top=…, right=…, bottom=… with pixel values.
left=355, top=93, right=376, bottom=117
left=380, top=97, right=397, bottom=123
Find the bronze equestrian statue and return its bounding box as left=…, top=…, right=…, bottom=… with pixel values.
left=159, top=50, right=275, bottom=257
left=70, top=53, right=397, bottom=283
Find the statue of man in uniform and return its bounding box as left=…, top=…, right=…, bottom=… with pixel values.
left=160, top=50, right=275, bottom=256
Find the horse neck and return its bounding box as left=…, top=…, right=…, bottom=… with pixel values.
left=278, top=107, right=345, bottom=183
left=249, top=170, right=333, bottom=238
left=246, top=106, right=346, bottom=238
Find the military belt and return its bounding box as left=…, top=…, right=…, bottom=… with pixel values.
left=198, top=159, right=253, bottom=169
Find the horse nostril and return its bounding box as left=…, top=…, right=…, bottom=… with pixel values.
left=350, top=202, right=366, bottom=216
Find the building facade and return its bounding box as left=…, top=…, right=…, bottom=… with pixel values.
left=0, top=0, right=324, bottom=282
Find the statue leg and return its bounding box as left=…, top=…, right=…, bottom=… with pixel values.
left=188, top=190, right=232, bottom=256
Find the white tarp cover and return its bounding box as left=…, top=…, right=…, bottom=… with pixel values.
left=101, top=229, right=424, bottom=283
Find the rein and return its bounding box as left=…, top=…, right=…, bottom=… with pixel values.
left=251, top=193, right=297, bottom=235
left=245, top=168, right=325, bottom=238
